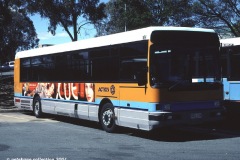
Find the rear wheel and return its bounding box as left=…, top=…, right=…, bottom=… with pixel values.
left=100, top=103, right=117, bottom=133
left=33, top=97, right=43, bottom=118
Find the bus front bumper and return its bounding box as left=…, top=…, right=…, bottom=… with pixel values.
left=148, top=108, right=225, bottom=130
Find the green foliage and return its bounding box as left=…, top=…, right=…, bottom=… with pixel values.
left=192, top=0, right=240, bottom=37
left=27, top=0, right=106, bottom=41
left=106, top=0, right=152, bottom=33
left=97, top=0, right=239, bottom=38
left=0, top=0, right=38, bottom=64
left=145, top=0, right=195, bottom=26
left=97, top=0, right=195, bottom=35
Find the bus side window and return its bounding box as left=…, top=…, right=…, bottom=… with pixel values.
left=55, top=54, right=68, bottom=80
left=119, top=42, right=148, bottom=82
left=230, top=50, right=240, bottom=80
left=220, top=48, right=229, bottom=79
left=120, top=60, right=135, bottom=80
left=90, top=48, right=119, bottom=81
left=120, top=59, right=147, bottom=81
left=70, top=51, right=90, bottom=80
left=20, top=58, right=31, bottom=82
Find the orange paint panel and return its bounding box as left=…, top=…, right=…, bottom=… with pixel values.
left=95, top=83, right=119, bottom=100
left=118, top=83, right=160, bottom=103
left=14, top=58, right=22, bottom=94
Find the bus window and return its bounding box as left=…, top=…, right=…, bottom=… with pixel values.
left=230, top=52, right=240, bottom=80
left=71, top=51, right=90, bottom=80
left=20, top=58, right=31, bottom=82
left=120, top=58, right=147, bottom=81
left=150, top=45, right=219, bottom=88
left=119, top=41, right=148, bottom=81
left=221, top=45, right=240, bottom=81
left=89, top=48, right=119, bottom=81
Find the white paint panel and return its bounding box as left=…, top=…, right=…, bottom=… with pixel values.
left=117, top=108, right=150, bottom=130
left=41, top=100, right=55, bottom=114
left=16, top=26, right=215, bottom=59
left=54, top=101, right=74, bottom=116
left=88, top=105, right=99, bottom=121
left=77, top=104, right=89, bottom=119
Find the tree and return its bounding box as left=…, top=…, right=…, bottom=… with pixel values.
left=97, top=0, right=195, bottom=36
left=97, top=0, right=152, bottom=35
left=145, top=0, right=195, bottom=27
left=0, top=0, right=38, bottom=64
left=27, top=0, right=106, bottom=41
left=193, top=0, right=240, bottom=37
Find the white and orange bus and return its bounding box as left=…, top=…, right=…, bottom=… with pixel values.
left=14, top=27, right=224, bottom=132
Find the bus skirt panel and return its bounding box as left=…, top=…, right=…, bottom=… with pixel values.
left=115, top=108, right=224, bottom=131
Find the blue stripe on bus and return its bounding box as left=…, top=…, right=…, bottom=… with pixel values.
left=158, top=101, right=219, bottom=112
left=14, top=93, right=23, bottom=97
left=95, top=99, right=156, bottom=111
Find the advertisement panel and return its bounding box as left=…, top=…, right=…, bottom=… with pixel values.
left=22, top=83, right=95, bottom=102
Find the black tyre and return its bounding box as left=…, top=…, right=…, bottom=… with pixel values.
left=33, top=97, right=43, bottom=118
left=100, top=103, right=117, bottom=133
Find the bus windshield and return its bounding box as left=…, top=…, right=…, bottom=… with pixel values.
left=150, top=45, right=220, bottom=89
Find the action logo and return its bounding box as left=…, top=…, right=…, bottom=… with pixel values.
left=110, top=85, right=115, bottom=95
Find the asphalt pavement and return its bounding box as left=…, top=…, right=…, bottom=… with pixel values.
left=1, top=112, right=240, bottom=160
left=0, top=106, right=23, bottom=113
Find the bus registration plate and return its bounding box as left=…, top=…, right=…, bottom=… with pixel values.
left=190, top=113, right=202, bottom=119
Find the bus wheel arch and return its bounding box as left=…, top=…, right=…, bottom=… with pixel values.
left=98, top=98, right=112, bottom=120
left=33, top=95, right=43, bottom=118
left=98, top=99, right=117, bottom=133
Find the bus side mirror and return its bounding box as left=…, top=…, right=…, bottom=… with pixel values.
left=137, top=66, right=148, bottom=86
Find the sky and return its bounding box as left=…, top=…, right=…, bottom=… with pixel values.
left=30, top=0, right=109, bottom=45
left=30, top=14, right=97, bottom=45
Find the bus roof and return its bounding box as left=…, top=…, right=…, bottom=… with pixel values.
left=220, top=37, right=240, bottom=47
left=15, top=26, right=216, bottom=59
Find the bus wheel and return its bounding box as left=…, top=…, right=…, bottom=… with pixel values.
left=33, top=97, right=43, bottom=118
left=100, top=103, right=117, bottom=133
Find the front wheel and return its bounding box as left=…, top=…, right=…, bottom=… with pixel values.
left=33, top=97, right=43, bottom=118
left=100, top=103, right=117, bottom=133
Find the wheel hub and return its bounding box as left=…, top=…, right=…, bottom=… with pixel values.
left=102, top=110, right=113, bottom=126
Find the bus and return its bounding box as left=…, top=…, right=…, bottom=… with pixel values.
left=220, top=37, right=240, bottom=113
left=14, top=26, right=224, bottom=133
